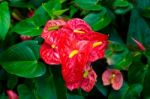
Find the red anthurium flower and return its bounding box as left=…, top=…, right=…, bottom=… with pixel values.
left=41, top=20, right=66, bottom=45
left=40, top=42, right=60, bottom=65
left=132, top=37, right=146, bottom=51
left=66, top=64, right=97, bottom=92
left=81, top=65, right=97, bottom=92
left=6, top=90, right=18, bottom=99
left=40, top=18, right=109, bottom=92
left=58, top=33, right=92, bottom=85
left=102, top=69, right=123, bottom=90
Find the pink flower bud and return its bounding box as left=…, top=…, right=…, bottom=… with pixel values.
left=6, top=90, right=18, bottom=99
left=132, top=37, right=146, bottom=51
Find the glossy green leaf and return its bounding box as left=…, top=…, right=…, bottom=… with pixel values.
left=67, top=94, right=84, bottom=99
left=105, top=42, right=132, bottom=70
left=127, top=0, right=150, bottom=48
left=108, top=83, right=142, bottom=99
left=113, top=0, right=130, bottom=7
left=95, top=78, right=108, bottom=96
left=7, top=75, right=18, bottom=89
left=18, top=84, right=36, bottom=99
left=142, top=51, right=150, bottom=98
left=141, top=7, right=150, bottom=18
left=12, top=14, right=46, bottom=36
left=74, top=0, right=103, bottom=11
left=33, top=73, right=57, bottom=99
left=0, top=94, right=8, bottom=99
left=128, top=52, right=146, bottom=84
left=52, top=9, right=68, bottom=17
left=84, top=10, right=112, bottom=31
left=42, top=0, right=64, bottom=18
left=0, top=40, right=46, bottom=78
left=114, top=3, right=133, bottom=15
left=51, top=67, right=67, bottom=99
left=0, top=2, right=10, bottom=40
left=9, top=0, right=33, bottom=8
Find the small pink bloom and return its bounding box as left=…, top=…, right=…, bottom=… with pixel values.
left=102, top=69, right=123, bottom=90
left=132, top=37, right=146, bottom=51
left=6, top=90, right=18, bottom=99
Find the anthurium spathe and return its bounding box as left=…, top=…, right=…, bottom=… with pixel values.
left=80, top=32, right=108, bottom=62
left=66, top=64, right=97, bottom=92
left=40, top=42, right=60, bottom=65
left=58, top=33, right=92, bottom=86
left=6, top=90, right=18, bottom=99
left=102, top=69, right=123, bottom=90
left=41, top=20, right=66, bottom=45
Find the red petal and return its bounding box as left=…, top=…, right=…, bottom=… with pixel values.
left=65, top=18, right=92, bottom=33
left=66, top=80, right=81, bottom=91
left=40, top=42, right=60, bottom=65
left=6, top=90, right=18, bottom=99
left=81, top=67, right=97, bottom=92
left=41, top=20, right=66, bottom=45
left=81, top=32, right=108, bottom=62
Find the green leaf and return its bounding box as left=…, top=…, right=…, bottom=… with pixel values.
left=42, top=0, right=63, bottom=18
left=0, top=94, right=8, bottom=99
left=142, top=50, right=150, bottom=98
left=12, top=14, right=46, bottom=36
left=67, top=94, right=84, bottom=99
left=114, top=3, right=133, bottom=15
left=0, top=2, right=10, bottom=40
left=18, top=67, right=67, bottom=99
left=74, top=0, right=102, bottom=11
left=51, top=67, right=67, bottom=99
left=53, top=9, right=68, bottom=17
left=113, top=0, right=130, bottom=7
left=7, top=75, right=18, bottom=89
left=9, top=0, right=33, bottom=8
left=84, top=10, right=112, bottom=31
left=128, top=52, right=146, bottom=84
left=95, top=78, right=108, bottom=96
left=105, top=42, right=132, bottom=70
left=108, top=83, right=142, bottom=99
left=18, top=84, right=36, bottom=99
left=127, top=0, right=150, bottom=48
left=141, top=7, right=150, bottom=18
left=32, top=73, right=57, bottom=99
left=0, top=40, right=46, bottom=78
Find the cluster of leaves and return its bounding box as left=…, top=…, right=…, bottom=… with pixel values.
left=0, top=0, right=150, bottom=98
